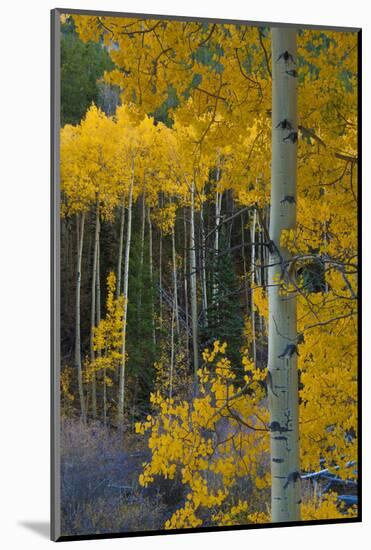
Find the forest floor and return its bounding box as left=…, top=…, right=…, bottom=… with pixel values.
left=60, top=418, right=189, bottom=536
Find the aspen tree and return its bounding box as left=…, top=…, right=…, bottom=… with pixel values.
left=90, top=198, right=100, bottom=418
left=240, top=213, right=249, bottom=313
left=213, top=154, right=222, bottom=306
left=183, top=210, right=190, bottom=369
left=200, top=198, right=208, bottom=327
left=171, top=224, right=180, bottom=336
left=268, top=28, right=300, bottom=522
left=75, top=212, right=86, bottom=421
left=116, top=196, right=126, bottom=298
left=96, top=238, right=102, bottom=415
left=250, top=209, right=257, bottom=367
left=147, top=206, right=156, bottom=345
left=117, top=159, right=134, bottom=428
left=189, top=180, right=199, bottom=384
left=137, top=191, right=146, bottom=320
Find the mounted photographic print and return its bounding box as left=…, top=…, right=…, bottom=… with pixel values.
left=51, top=8, right=361, bottom=541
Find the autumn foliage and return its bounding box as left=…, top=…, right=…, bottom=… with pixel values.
left=59, top=14, right=358, bottom=534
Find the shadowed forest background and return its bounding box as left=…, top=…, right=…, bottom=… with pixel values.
left=58, top=14, right=359, bottom=536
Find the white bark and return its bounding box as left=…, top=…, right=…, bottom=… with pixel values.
left=250, top=210, right=257, bottom=367
left=200, top=198, right=208, bottom=327
left=96, top=238, right=102, bottom=417
left=171, top=224, right=180, bottom=336
left=137, top=191, right=146, bottom=320
left=75, top=212, right=86, bottom=422
left=117, top=160, right=134, bottom=428
left=189, top=181, right=199, bottom=385
left=148, top=206, right=156, bottom=345
left=90, top=199, right=100, bottom=418
left=159, top=227, right=163, bottom=329
left=213, top=158, right=222, bottom=306
left=169, top=301, right=175, bottom=399
left=116, top=196, right=126, bottom=299
left=240, top=212, right=250, bottom=313
left=183, top=210, right=190, bottom=369
left=268, top=28, right=300, bottom=522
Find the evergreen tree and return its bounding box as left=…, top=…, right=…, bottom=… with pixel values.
left=126, top=226, right=157, bottom=415
left=61, top=17, right=115, bottom=126
left=203, top=228, right=245, bottom=369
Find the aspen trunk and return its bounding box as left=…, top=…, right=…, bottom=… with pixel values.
left=183, top=209, right=190, bottom=369
left=250, top=210, right=257, bottom=367
left=268, top=28, right=300, bottom=522
left=96, top=238, right=102, bottom=417
left=159, top=227, right=163, bottom=330
left=137, top=192, right=146, bottom=321
left=117, top=160, right=134, bottom=428
left=90, top=199, right=100, bottom=418
left=200, top=199, right=208, bottom=327
left=148, top=206, right=156, bottom=345
left=116, top=196, right=126, bottom=299
left=171, top=224, right=180, bottom=335
left=240, top=213, right=250, bottom=313
left=159, top=193, right=163, bottom=330
left=169, top=301, right=175, bottom=399
left=75, top=212, right=86, bottom=422
left=189, top=181, right=199, bottom=385
left=213, top=162, right=222, bottom=306
left=103, top=341, right=108, bottom=426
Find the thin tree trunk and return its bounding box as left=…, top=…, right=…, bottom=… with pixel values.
left=103, top=340, right=108, bottom=426
left=268, top=27, right=300, bottom=522
left=189, top=181, right=199, bottom=386
left=240, top=213, right=250, bottom=312
left=116, top=196, right=126, bottom=298
left=117, top=159, right=134, bottom=428
left=200, top=197, right=208, bottom=327
left=137, top=191, right=146, bottom=318
left=169, top=301, right=175, bottom=399
left=250, top=210, right=257, bottom=367
left=75, top=212, right=86, bottom=422
left=171, top=224, right=180, bottom=336
left=148, top=206, right=156, bottom=345
left=213, top=155, right=222, bottom=306
left=159, top=194, right=163, bottom=331
left=90, top=199, right=100, bottom=419
left=183, top=209, right=190, bottom=369
left=96, top=237, right=102, bottom=418
left=159, top=227, right=163, bottom=330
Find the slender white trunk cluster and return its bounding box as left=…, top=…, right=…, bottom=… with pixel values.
left=268, top=27, right=301, bottom=522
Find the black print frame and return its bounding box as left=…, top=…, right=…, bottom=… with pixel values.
left=51, top=7, right=362, bottom=542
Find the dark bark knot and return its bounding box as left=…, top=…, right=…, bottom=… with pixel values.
left=283, top=131, right=298, bottom=144
left=280, top=195, right=296, bottom=204
left=276, top=119, right=293, bottom=130
left=278, top=343, right=299, bottom=359
left=269, top=421, right=290, bottom=434
left=277, top=51, right=295, bottom=64
left=283, top=471, right=301, bottom=490
left=285, top=69, right=298, bottom=78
